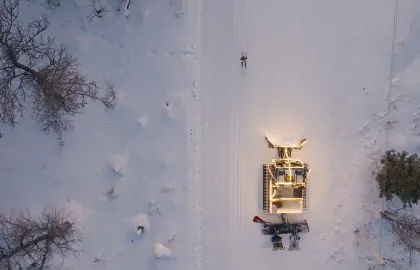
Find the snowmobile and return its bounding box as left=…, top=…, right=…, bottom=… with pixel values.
left=253, top=216, right=309, bottom=235
left=253, top=215, right=309, bottom=251
left=271, top=234, right=284, bottom=251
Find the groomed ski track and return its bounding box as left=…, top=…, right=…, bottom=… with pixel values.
left=199, top=0, right=246, bottom=269
left=197, top=0, right=397, bottom=269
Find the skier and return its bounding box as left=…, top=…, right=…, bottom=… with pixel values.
left=240, top=54, right=247, bottom=68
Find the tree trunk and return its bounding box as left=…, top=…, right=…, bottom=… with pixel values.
left=379, top=211, right=398, bottom=222
left=2, top=234, right=49, bottom=260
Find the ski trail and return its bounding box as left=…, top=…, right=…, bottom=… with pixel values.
left=197, top=0, right=238, bottom=268
left=235, top=0, right=247, bottom=268
left=186, top=0, right=203, bottom=269
left=189, top=81, right=204, bottom=270
left=231, top=0, right=241, bottom=268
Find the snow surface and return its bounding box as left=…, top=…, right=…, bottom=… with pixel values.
left=154, top=243, right=172, bottom=258
left=1, top=0, right=420, bottom=269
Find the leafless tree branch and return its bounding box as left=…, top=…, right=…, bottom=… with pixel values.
left=383, top=257, right=404, bottom=270
left=380, top=210, right=420, bottom=266
left=104, top=185, right=116, bottom=201
left=87, top=0, right=109, bottom=22
left=0, top=207, right=81, bottom=270
left=25, top=0, right=60, bottom=10
left=0, top=0, right=116, bottom=139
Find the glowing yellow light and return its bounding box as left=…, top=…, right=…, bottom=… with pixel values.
left=265, top=138, right=310, bottom=215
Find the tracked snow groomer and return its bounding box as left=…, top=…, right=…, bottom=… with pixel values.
left=263, top=137, right=310, bottom=214
left=253, top=137, right=311, bottom=251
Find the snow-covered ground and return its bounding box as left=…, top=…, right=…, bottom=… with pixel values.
left=1, top=0, right=420, bottom=269
left=1, top=0, right=197, bottom=269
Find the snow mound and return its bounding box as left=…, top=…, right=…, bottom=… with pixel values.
left=108, top=153, right=130, bottom=176
left=64, top=200, right=89, bottom=224
left=154, top=243, right=172, bottom=258
left=119, top=0, right=131, bottom=17
left=127, top=213, right=150, bottom=234
left=115, top=90, right=132, bottom=108
left=137, top=114, right=149, bottom=127
left=135, top=226, right=144, bottom=235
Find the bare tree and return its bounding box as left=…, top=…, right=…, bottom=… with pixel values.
left=380, top=210, right=420, bottom=265
left=0, top=208, right=81, bottom=270
left=0, top=0, right=116, bottom=139
left=87, top=0, right=109, bottom=21
left=25, top=0, right=60, bottom=10
left=104, top=185, right=116, bottom=201
left=383, top=257, right=404, bottom=270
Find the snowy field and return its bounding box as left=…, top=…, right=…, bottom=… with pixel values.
left=1, top=0, right=420, bottom=269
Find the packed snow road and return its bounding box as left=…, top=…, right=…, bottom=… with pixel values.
left=198, top=0, right=396, bottom=269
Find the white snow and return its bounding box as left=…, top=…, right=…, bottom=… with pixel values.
left=136, top=114, right=150, bottom=127
left=1, top=0, right=420, bottom=269
left=154, top=243, right=172, bottom=258
left=126, top=213, right=150, bottom=233
left=108, top=153, right=130, bottom=176
left=64, top=199, right=90, bottom=225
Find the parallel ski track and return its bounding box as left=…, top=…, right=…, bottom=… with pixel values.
left=235, top=0, right=247, bottom=268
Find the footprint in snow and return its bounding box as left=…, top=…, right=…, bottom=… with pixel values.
left=165, top=51, right=176, bottom=58
left=170, top=0, right=181, bottom=5
left=410, top=105, right=420, bottom=134
left=362, top=87, right=368, bottom=95
left=358, top=120, right=370, bottom=134
left=182, top=48, right=196, bottom=56
left=174, top=11, right=183, bottom=18
left=147, top=50, right=158, bottom=56
left=182, top=45, right=199, bottom=61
